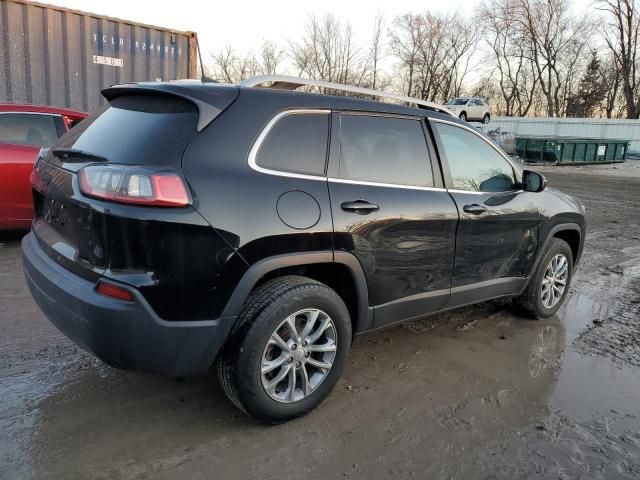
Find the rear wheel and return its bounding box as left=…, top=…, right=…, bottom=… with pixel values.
left=217, top=276, right=351, bottom=423
left=482, top=113, right=491, bottom=124
left=514, top=238, right=573, bottom=318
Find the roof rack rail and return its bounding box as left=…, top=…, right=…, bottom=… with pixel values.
left=239, top=75, right=454, bottom=116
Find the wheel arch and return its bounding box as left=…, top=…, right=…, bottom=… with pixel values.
left=520, top=222, right=583, bottom=294
left=553, top=228, right=581, bottom=265
left=221, top=251, right=372, bottom=335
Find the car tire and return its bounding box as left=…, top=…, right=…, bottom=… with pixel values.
left=459, top=112, right=467, bottom=121
left=217, top=275, right=351, bottom=424
left=482, top=113, right=490, bottom=124
left=513, top=238, right=573, bottom=318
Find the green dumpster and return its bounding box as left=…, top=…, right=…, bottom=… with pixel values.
left=516, top=136, right=630, bottom=164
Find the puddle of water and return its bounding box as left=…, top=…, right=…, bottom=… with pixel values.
left=3, top=237, right=640, bottom=478
left=551, top=290, right=640, bottom=431
left=0, top=340, right=104, bottom=480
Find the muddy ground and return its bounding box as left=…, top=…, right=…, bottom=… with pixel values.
left=1, top=166, right=640, bottom=479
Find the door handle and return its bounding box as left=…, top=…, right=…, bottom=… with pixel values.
left=463, top=203, right=487, bottom=215
left=341, top=200, right=380, bottom=214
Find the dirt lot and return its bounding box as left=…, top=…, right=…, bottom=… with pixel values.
left=2, top=166, right=640, bottom=480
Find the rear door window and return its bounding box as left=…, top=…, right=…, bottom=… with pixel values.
left=58, top=95, right=198, bottom=166
left=0, top=114, right=59, bottom=147
left=338, top=114, right=434, bottom=187
left=254, top=112, right=329, bottom=176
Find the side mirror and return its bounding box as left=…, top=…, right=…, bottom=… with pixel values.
left=522, top=170, right=546, bottom=192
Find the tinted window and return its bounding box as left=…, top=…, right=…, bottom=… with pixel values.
left=0, top=114, right=59, bottom=147
left=434, top=122, right=516, bottom=192
left=59, top=95, right=198, bottom=166
left=256, top=113, right=329, bottom=176
left=339, top=115, right=433, bottom=187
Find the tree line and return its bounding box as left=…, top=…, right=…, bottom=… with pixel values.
left=206, top=0, right=640, bottom=119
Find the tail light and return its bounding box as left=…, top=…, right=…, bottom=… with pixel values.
left=78, top=165, right=190, bottom=207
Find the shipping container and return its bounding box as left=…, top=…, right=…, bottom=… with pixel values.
left=0, top=0, right=199, bottom=112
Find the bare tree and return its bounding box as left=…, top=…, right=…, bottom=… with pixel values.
left=389, top=12, right=479, bottom=103
left=479, top=0, right=538, bottom=115
left=598, top=0, right=640, bottom=118
left=516, top=0, right=591, bottom=117
left=208, top=1, right=624, bottom=118
left=210, top=44, right=238, bottom=83
left=210, top=41, right=283, bottom=83
left=289, top=14, right=364, bottom=87
left=364, top=12, right=385, bottom=89
left=601, top=53, right=623, bottom=117
left=389, top=14, right=423, bottom=97
left=258, top=40, right=284, bottom=76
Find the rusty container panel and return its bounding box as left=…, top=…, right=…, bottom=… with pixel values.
left=0, top=0, right=196, bottom=112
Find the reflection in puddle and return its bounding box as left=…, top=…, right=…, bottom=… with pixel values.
left=528, top=325, right=560, bottom=379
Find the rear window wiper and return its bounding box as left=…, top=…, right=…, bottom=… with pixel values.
left=52, top=148, right=107, bottom=162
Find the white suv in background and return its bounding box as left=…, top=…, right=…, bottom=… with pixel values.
left=444, top=98, right=491, bottom=123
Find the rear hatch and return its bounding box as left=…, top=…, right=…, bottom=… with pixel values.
left=31, top=84, right=239, bottom=290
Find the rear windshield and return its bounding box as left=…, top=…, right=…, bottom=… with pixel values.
left=59, top=95, right=198, bottom=165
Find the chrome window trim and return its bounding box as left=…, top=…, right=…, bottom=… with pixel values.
left=447, top=188, right=524, bottom=195
left=249, top=109, right=450, bottom=192
left=328, top=177, right=447, bottom=192
left=249, top=109, right=522, bottom=195
left=247, top=109, right=330, bottom=181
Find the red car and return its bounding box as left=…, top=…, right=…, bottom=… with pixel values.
left=0, top=104, right=87, bottom=229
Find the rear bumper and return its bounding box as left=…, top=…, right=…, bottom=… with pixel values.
left=22, top=232, right=235, bottom=377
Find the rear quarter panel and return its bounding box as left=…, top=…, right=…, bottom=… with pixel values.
left=181, top=91, right=457, bottom=317
left=182, top=89, right=335, bottom=291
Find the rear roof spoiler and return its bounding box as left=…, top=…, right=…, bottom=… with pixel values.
left=102, top=82, right=239, bottom=132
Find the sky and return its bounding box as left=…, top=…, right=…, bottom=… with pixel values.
left=41, top=0, right=588, bottom=55
left=43, top=0, right=594, bottom=80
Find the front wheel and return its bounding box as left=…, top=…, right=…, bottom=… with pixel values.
left=217, top=276, right=351, bottom=423
left=513, top=238, right=573, bottom=318
left=459, top=112, right=467, bottom=121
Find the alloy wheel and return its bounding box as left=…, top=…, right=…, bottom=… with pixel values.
left=541, top=254, right=569, bottom=308
left=261, top=309, right=337, bottom=403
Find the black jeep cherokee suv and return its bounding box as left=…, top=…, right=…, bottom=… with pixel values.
left=22, top=77, right=585, bottom=423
